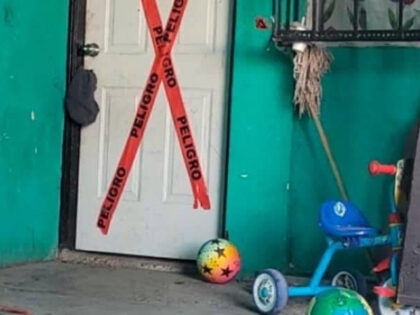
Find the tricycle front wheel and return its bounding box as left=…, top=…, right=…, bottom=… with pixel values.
left=252, top=269, right=288, bottom=314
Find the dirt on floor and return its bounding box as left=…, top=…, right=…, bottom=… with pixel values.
left=0, top=261, right=309, bottom=315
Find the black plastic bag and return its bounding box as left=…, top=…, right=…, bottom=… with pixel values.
left=65, top=69, right=99, bottom=126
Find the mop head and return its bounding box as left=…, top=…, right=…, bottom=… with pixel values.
left=293, top=45, right=332, bottom=117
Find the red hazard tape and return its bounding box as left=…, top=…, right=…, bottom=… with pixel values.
left=0, top=303, right=32, bottom=315
left=97, top=0, right=211, bottom=234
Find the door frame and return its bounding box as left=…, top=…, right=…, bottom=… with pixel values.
left=60, top=0, right=236, bottom=249
left=60, top=0, right=87, bottom=249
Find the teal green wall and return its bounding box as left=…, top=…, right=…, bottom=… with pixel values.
left=0, top=0, right=68, bottom=266
left=226, top=1, right=420, bottom=277
left=0, top=0, right=418, bottom=278
left=289, top=48, right=420, bottom=275
left=225, top=1, right=294, bottom=276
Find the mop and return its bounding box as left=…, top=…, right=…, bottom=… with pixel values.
left=291, top=42, right=389, bottom=274
left=292, top=43, right=349, bottom=201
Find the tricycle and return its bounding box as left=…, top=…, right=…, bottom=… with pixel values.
left=252, top=159, right=417, bottom=314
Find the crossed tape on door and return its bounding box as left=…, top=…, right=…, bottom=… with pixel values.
left=97, top=0, right=210, bottom=235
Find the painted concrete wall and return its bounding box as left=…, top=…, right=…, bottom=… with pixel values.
left=0, top=0, right=68, bottom=266
left=1, top=0, right=418, bottom=278
left=225, top=0, right=294, bottom=277
left=226, top=1, right=420, bottom=277
left=289, top=48, right=420, bottom=275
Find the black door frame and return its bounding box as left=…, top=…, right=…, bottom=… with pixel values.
left=60, top=0, right=236, bottom=249
left=59, top=0, right=87, bottom=249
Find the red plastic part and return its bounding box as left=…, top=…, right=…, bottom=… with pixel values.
left=374, top=285, right=396, bottom=298
left=389, top=213, right=401, bottom=224
left=369, top=161, right=397, bottom=176
left=373, top=258, right=390, bottom=273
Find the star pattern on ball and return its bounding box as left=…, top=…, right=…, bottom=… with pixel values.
left=214, top=247, right=226, bottom=258
left=221, top=266, right=233, bottom=278
left=202, top=264, right=212, bottom=275
left=211, top=239, right=221, bottom=245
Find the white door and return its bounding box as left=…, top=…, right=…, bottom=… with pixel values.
left=76, top=0, right=231, bottom=259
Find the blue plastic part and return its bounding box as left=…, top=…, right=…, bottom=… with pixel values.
left=288, top=286, right=334, bottom=297
left=253, top=178, right=403, bottom=307
left=391, top=253, right=398, bottom=286
left=309, top=242, right=342, bottom=288
left=286, top=236, right=390, bottom=298
left=357, top=235, right=390, bottom=247
left=261, top=287, right=269, bottom=298
left=390, top=183, right=398, bottom=214
left=319, top=201, right=377, bottom=237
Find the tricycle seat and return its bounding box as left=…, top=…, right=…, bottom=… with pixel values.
left=319, top=201, right=377, bottom=237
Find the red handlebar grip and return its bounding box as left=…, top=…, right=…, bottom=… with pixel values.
left=369, top=161, right=397, bottom=176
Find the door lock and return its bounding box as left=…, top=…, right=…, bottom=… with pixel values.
left=79, top=43, right=100, bottom=57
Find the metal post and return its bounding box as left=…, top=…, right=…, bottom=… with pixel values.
left=294, top=0, right=300, bottom=22
left=398, top=0, right=404, bottom=33
left=286, top=0, right=291, bottom=30
left=312, top=0, right=317, bottom=33
left=272, top=0, right=277, bottom=35
left=319, top=0, right=325, bottom=31
left=276, top=0, right=282, bottom=35
left=354, top=0, right=359, bottom=33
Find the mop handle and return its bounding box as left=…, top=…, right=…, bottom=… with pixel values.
left=369, top=161, right=397, bottom=176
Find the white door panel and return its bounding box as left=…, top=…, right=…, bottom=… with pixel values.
left=76, top=0, right=231, bottom=259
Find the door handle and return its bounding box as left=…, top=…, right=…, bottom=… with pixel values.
left=79, top=43, right=100, bottom=57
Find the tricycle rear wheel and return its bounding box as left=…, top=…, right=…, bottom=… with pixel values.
left=331, top=269, right=368, bottom=297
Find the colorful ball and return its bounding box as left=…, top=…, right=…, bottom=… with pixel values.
left=196, top=238, right=241, bottom=284
left=307, top=288, right=373, bottom=315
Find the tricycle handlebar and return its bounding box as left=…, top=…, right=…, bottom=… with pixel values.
left=369, top=161, right=397, bottom=176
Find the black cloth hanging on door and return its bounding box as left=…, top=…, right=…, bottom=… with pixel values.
left=65, top=69, right=99, bottom=126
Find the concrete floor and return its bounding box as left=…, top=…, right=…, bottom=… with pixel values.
left=0, top=261, right=308, bottom=315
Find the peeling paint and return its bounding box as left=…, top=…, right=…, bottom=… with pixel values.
left=34, top=147, right=38, bottom=154
left=240, top=174, right=249, bottom=179
left=31, top=111, right=36, bottom=121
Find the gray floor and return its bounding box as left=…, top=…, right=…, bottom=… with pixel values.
left=0, top=262, right=308, bottom=315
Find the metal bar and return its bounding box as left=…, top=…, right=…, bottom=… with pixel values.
left=272, top=0, right=277, bottom=35
left=312, top=0, right=317, bottom=32
left=272, top=30, right=420, bottom=43
left=285, top=0, right=291, bottom=29
left=272, top=0, right=276, bottom=20
left=354, top=0, right=359, bottom=32
left=293, top=0, right=300, bottom=22
left=276, top=0, right=282, bottom=35
left=398, top=0, right=404, bottom=32
left=319, top=0, right=325, bottom=31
